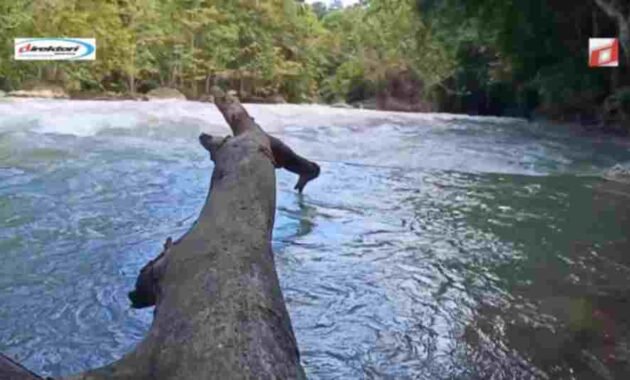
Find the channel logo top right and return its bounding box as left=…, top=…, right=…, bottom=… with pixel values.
left=589, top=38, right=619, bottom=67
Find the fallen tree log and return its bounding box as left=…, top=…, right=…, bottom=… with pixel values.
left=0, top=353, right=47, bottom=380
left=1, top=90, right=316, bottom=380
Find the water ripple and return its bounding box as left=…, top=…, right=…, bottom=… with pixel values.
left=1, top=101, right=630, bottom=379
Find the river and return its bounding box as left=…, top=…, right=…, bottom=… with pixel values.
left=1, top=99, right=629, bottom=379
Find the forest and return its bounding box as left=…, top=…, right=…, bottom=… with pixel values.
left=0, top=0, right=629, bottom=132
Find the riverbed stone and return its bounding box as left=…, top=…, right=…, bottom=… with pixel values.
left=332, top=102, right=352, bottom=109
left=604, top=164, right=630, bottom=184
left=9, top=84, right=69, bottom=99
left=198, top=94, right=215, bottom=103
left=146, top=87, right=187, bottom=100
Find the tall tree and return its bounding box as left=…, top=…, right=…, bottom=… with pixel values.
left=593, top=0, right=630, bottom=67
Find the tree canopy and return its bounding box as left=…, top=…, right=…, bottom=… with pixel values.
left=0, top=0, right=452, bottom=104
left=1, top=0, right=628, bottom=127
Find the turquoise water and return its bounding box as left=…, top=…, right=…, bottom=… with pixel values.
left=1, top=100, right=629, bottom=379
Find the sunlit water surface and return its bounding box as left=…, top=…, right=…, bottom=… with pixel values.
left=1, top=99, right=630, bottom=379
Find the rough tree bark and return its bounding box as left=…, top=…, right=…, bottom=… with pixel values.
left=0, top=354, right=47, bottom=380
left=1, top=89, right=319, bottom=380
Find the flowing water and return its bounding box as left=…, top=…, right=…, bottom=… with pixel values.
left=1, top=99, right=630, bottom=379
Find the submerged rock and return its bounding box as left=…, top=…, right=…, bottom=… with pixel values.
left=146, top=87, right=187, bottom=100
left=9, top=83, right=68, bottom=99
left=332, top=102, right=352, bottom=109
left=603, top=164, right=630, bottom=184
left=70, top=91, right=145, bottom=101
left=269, top=94, right=287, bottom=104
left=243, top=94, right=287, bottom=104
left=198, top=94, right=215, bottom=103
left=376, top=69, right=435, bottom=112
left=351, top=98, right=378, bottom=110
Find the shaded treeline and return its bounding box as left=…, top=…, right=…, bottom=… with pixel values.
left=418, top=0, right=630, bottom=131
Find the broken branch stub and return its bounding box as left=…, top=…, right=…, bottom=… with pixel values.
left=212, top=87, right=321, bottom=193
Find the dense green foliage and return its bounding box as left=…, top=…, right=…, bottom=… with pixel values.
left=1, top=0, right=628, bottom=127
left=418, top=0, right=629, bottom=122
left=0, top=0, right=453, bottom=103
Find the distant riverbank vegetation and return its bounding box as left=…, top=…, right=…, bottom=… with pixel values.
left=0, top=0, right=628, bottom=132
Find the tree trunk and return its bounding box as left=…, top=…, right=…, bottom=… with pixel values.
left=593, top=6, right=599, bottom=36
left=612, top=64, right=620, bottom=89
left=620, top=20, right=630, bottom=69
left=129, top=48, right=136, bottom=95
left=190, top=34, right=197, bottom=99
left=128, top=74, right=135, bottom=95
left=593, top=0, right=630, bottom=67
left=239, top=72, right=245, bottom=98
left=169, top=66, right=176, bottom=88
left=205, top=74, right=212, bottom=95
left=2, top=89, right=318, bottom=380
left=0, top=353, right=45, bottom=380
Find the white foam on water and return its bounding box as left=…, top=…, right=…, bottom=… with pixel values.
left=1, top=98, right=627, bottom=178
left=0, top=99, right=526, bottom=138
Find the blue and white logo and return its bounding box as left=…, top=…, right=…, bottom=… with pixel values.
left=14, top=38, right=96, bottom=61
